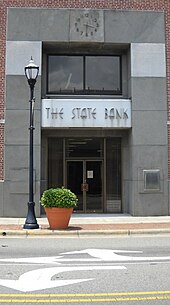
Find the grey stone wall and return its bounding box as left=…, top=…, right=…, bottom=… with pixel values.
left=3, top=7, right=168, bottom=216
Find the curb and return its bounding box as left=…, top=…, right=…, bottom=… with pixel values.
left=1, top=228, right=170, bottom=237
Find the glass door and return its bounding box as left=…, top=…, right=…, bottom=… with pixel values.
left=86, top=161, right=102, bottom=212
left=67, top=161, right=84, bottom=211
left=67, top=160, right=103, bottom=212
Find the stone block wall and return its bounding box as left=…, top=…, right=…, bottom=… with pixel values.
left=0, top=0, right=169, bottom=216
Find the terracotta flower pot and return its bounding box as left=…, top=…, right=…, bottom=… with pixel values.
left=45, top=207, right=73, bottom=229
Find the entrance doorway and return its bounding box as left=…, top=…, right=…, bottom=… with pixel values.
left=67, top=160, right=103, bottom=212
left=47, top=136, right=122, bottom=213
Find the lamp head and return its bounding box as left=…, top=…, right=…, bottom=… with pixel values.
left=25, top=57, right=39, bottom=89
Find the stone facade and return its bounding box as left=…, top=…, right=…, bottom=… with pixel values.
left=0, top=1, right=170, bottom=216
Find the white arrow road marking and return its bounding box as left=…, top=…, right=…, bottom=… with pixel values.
left=61, top=249, right=170, bottom=262
left=61, top=249, right=143, bottom=260
left=0, top=265, right=126, bottom=292
left=0, top=257, right=102, bottom=264
left=0, top=256, right=62, bottom=264
left=1, top=248, right=170, bottom=265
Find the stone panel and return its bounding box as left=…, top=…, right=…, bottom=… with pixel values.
left=131, top=43, right=166, bottom=77
left=121, top=180, right=130, bottom=213
left=4, top=145, right=41, bottom=181
left=131, top=77, right=167, bottom=111
left=132, top=110, right=167, bottom=145
left=132, top=181, right=168, bottom=216
left=3, top=181, right=40, bottom=217
left=105, top=11, right=165, bottom=43
left=6, top=41, right=42, bottom=76
left=3, top=181, right=27, bottom=217
left=130, top=145, right=168, bottom=181
left=9, top=168, right=36, bottom=194
left=5, top=110, right=41, bottom=145
left=122, top=144, right=132, bottom=181
left=6, top=76, right=41, bottom=110
left=7, top=8, right=69, bottom=42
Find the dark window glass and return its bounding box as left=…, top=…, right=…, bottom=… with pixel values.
left=47, top=55, right=121, bottom=95
left=48, top=56, right=83, bottom=93
left=86, top=56, right=121, bottom=92
left=48, top=138, right=63, bottom=188
left=106, top=138, right=121, bottom=201
left=65, top=138, right=103, bottom=158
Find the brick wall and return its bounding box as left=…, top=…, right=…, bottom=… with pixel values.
left=0, top=0, right=170, bottom=179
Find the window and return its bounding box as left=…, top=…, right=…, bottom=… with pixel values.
left=47, top=55, right=121, bottom=95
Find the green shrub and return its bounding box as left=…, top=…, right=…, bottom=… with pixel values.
left=40, top=187, right=78, bottom=208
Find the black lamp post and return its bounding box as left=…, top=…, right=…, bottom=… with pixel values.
left=23, top=57, right=39, bottom=229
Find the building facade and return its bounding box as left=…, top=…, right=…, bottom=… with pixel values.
left=0, top=0, right=170, bottom=217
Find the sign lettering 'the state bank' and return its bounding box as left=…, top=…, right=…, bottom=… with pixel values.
left=42, top=99, right=131, bottom=128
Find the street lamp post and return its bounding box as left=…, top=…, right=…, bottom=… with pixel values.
left=23, top=57, right=39, bottom=229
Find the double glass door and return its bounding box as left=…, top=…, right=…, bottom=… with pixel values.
left=47, top=137, right=121, bottom=213
left=67, top=160, right=103, bottom=212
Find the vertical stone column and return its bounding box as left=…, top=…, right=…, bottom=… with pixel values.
left=4, top=41, right=42, bottom=216
left=130, top=43, right=168, bottom=215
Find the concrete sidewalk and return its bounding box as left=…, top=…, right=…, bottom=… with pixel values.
left=1, top=214, right=170, bottom=236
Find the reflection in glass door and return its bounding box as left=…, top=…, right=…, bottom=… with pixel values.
left=67, top=160, right=103, bottom=212
left=67, top=161, right=83, bottom=211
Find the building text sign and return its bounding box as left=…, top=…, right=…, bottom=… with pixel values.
left=41, top=99, right=131, bottom=128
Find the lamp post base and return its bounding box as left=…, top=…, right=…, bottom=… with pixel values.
left=23, top=201, right=39, bottom=229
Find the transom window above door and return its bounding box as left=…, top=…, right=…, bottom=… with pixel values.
left=47, top=55, right=122, bottom=95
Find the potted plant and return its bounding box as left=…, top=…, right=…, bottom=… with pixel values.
left=40, top=187, right=78, bottom=229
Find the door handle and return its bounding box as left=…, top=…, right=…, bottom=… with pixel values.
left=81, top=183, right=89, bottom=192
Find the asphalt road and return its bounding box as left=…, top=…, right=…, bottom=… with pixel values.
left=0, top=235, right=170, bottom=304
